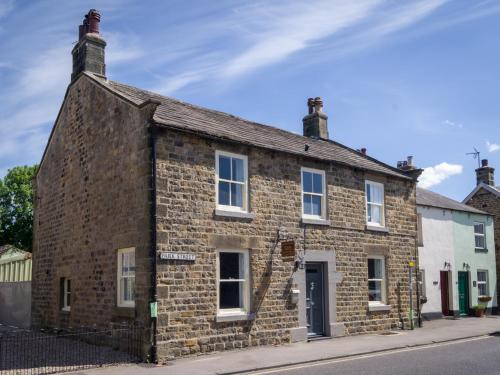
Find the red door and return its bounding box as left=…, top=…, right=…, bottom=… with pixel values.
left=440, top=271, right=450, bottom=316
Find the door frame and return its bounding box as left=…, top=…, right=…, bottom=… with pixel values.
left=306, top=262, right=326, bottom=337
left=291, top=250, right=344, bottom=342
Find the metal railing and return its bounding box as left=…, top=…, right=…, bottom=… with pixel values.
left=0, top=323, right=143, bottom=375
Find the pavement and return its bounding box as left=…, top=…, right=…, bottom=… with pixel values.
left=77, top=316, right=500, bottom=375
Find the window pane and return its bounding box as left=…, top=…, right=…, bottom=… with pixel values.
left=219, top=181, right=230, bottom=205
left=303, top=194, right=312, bottom=215
left=474, top=223, right=484, bottom=234
left=312, top=173, right=323, bottom=194
left=367, top=183, right=383, bottom=204
left=311, top=195, right=322, bottom=216
left=368, top=258, right=383, bottom=279
left=232, top=158, right=244, bottom=182
left=122, top=277, right=135, bottom=302
left=478, top=283, right=487, bottom=296
left=368, top=280, right=382, bottom=302
left=220, top=281, right=242, bottom=309
left=368, top=204, right=381, bottom=224
left=219, top=155, right=231, bottom=180
left=67, top=279, right=71, bottom=293
left=220, top=252, right=242, bottom=279
left=303, top=171, right=312, bottom=193
left=475, top=236, right=485, bottom=249
left=477, top=271, right=487, bottom=282
left=230, top=183, right=243, bottom=207
left=129, top=253, right=136, bottom=275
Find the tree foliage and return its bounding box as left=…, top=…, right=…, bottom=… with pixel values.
left=0, top=165, right=38, bottom=251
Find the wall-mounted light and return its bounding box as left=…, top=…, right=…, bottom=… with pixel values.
left=444, top=261, right=451, bottom=270
left=463, top=262, right=470, bottom=270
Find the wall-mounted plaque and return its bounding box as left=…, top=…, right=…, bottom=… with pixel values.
left=159, top=252, right=196, bottom=261
left=281, top=241, right=295, bottom=259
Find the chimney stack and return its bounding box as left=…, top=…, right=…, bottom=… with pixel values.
left=476, top=159, right=495, bottom=186
left=303, top=97, right=329, bottom=140
left=71, top=9, right=106, bottom=81
left=397, top=156, right=423, bottom=180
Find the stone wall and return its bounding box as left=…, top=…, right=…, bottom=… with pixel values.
left=32, top=75, right=153, bottom=337
left=154, top=127, right=417, bottom=360
left=466, top=189, right=500, bottom=301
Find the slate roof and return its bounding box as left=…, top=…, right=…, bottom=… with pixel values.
left=417, top=187, right=488, bottom=214
left=87, top=73, right=412, bottom=180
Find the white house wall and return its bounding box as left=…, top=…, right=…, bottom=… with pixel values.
left=418, top=206, right=455, bottom=316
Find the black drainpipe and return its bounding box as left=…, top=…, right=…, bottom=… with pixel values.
left=149, top=124, right=158, bottom=363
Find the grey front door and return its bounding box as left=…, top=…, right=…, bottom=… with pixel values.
left=306, top=262, right=325, bottom=337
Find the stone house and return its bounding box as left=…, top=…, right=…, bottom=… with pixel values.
left=417, top=188, right=497, bottom=319
left=463, top=159, right=500, bottom=304
left=32, top=10, right=420, bottom=362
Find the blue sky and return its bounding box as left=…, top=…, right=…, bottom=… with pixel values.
left=0, top=0, right=499, bottom=201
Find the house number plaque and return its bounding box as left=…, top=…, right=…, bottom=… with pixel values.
left=159, top=252, right=196, bottom=261
left=281, top=241, right=295, bottom=259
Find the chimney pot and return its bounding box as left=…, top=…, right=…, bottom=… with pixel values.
left=481, top=159, right=488, bottom=167
left=88, top=9, right=101, bottom=34
left=307, top=98, right=314, bottom=114
left=361, top=148, right=367, bottom=155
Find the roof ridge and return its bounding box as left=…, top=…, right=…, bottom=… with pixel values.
left=417, top=187, right=488, bottom=214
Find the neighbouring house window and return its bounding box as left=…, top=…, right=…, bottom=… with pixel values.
left=477, top=270, right=489, bottom=296
left=368, top=256, right=386, bottom=305
left=301, top=167, right=326, bottom=219
left=417, top=213, right=424, bottom=247
left=366, top=181, right=385, bottom=226
left=117, top=248, right=135, bottom=308
left=61, top=278, right=71, bottom=311
left=417, top=269, right=426, bottom=299
left=216, top=151, right=248, bottom=212
left=217, top=250, right=250, bottom=315
left=474, top=222, right=485, bottom=249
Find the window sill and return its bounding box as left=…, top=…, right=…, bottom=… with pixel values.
left=368, top=304, right=391, bottom=312
left=366, top=225, right=389, bottom=233
left=475, top=248, right=488, bottom=253
left=301, top=218, right=331, bottom=226
left=114, top=306, right=135, bottom=318
left=215, top=312, right=255, bottom=322
left=60, top=308, right=71, bottom=314
left=214, top=209, right=255, bottom=220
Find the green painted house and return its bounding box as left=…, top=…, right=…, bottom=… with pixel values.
left=417, top=188, right=497, bottom=318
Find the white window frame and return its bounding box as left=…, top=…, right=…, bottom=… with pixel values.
left=301, top=167, right=327, bottom=220
left=215, top=150, right=249, bottom=213
left=62, top=278, right=71, bottom=312
left=477, top=270, right=489, bottom=297
left=117, top=247, right=136, bottom=308
left=216, top=249, right=250, bottom=317
left=474, top=222, right=486, bottom=250
left=365, top=180, right=385, bottom=227
left=368, top=256, right=387, bottom=306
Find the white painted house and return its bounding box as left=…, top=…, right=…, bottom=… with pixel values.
left=417, top=188, right=497, bottom=318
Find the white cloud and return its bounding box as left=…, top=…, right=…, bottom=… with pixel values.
left=442, top=119, right=463, bottom=128
left=418, top=162, right=463, bottom=188
left=486, top=140, right=500, bottom=153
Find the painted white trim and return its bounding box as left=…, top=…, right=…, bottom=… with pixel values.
left=365, top=180, right=385, bottom=227
left=301, top=167, right=327, bottom=220
left=215, top=150, right=249, bottom=213
left=62, top=278, right=71, bottom=311
left=117, top=247, right=136, bottom=308
left=216, top=249, right=250, bottom=317
left=463, top=183, right=500, bottom=203
left=477, top=269, right=489, bottom=297
left=473, top=222, right=486, bottom=250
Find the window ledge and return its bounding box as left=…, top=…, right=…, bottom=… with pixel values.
left=368, top=304, right=391, bottom=312
left=216, top=312, right=255, bottom=322
left=60, top=308, right=71, bottom=314
left=301, top=218, right=331, bottom=226
left=214, top=209, right=255, bottom=220
left=366, top=225, right=389, bottom=233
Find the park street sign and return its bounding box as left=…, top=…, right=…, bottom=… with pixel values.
left=159, top=252, right=196, bottom=261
